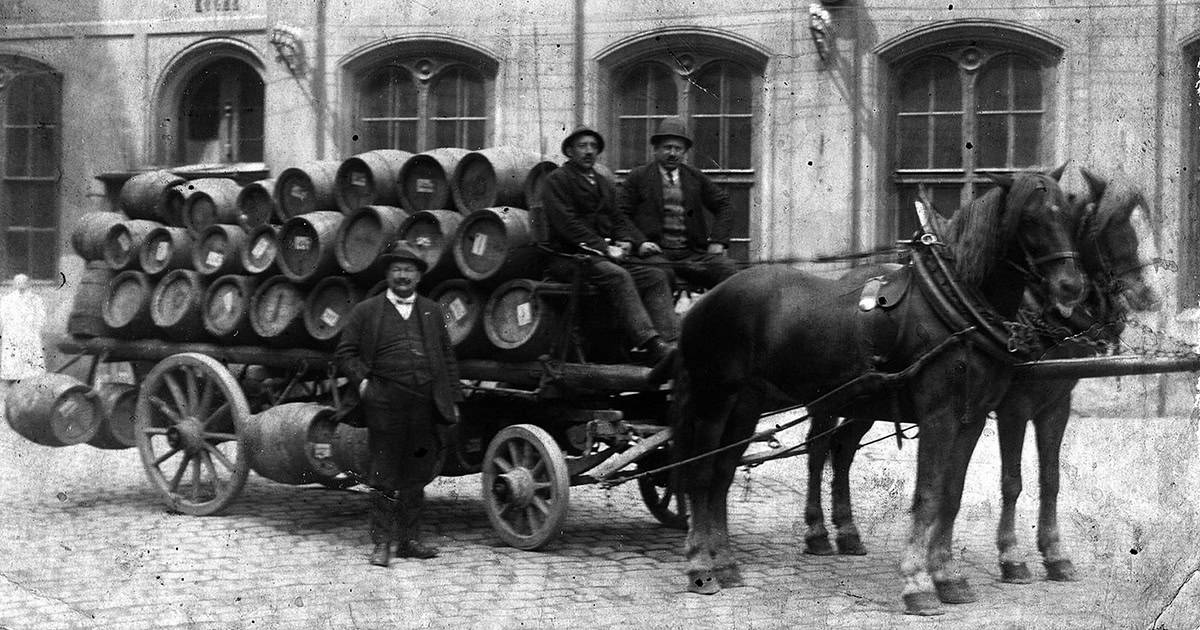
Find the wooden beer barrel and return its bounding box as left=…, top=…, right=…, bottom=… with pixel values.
left=160, top=183, right=193, bottom=227
left=333, top=205, right=409, bottom=277
left=150, top=269, right=210, bottom=342
left=451, top=207, right=541, bottom=285
left=5, top=373, right=102, bottom=447
left=331, top=422, right=371, bottom=479
left=250, top=275, right=310, bottom=347
left=119, top=170, right=186, bottom=222
left=303, top=276, right=363, bottom=348
left=397, top=209, right=464, bottom=285
left=451, top=147, right=544, bottom=212
left=274, top=160, right=340, bottom=220
left=241, top=224, right=280, bottom=275
left=482, top=279, right=566, bottom=361
left=139, top=226, right=193, bottom=277
left=102, top=270, right=156, bottom=338
left=398, top=148, right=470, bottom=213
left=524, top=161, right=559, bottom=243
left=103, top=219, right=163, bottom=271
left=335, top=149, right=413, bottom=214
left=68, top=262, right=114, bottom=338
left=71, top=212, right=126, bottom=261
left=431, top=279, right=489, bottom=357
left=192, top=224, right=247, bottom=277
left=182, top=177, right=243, bottom=234
left=87, top=382, right=137, bottom=450
left=202, top=274, right=262, bottom=344
left=236, top=178, right=278, bottom=230
left=277, top=211, right=344, bottom=284
left=245, top=403, right=344, bottom=485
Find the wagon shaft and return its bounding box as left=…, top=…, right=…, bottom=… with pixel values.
left=1013, top=354, right=1200, bottom=381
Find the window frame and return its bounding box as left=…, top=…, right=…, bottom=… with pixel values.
left=174, top=57, right=265, bottom=165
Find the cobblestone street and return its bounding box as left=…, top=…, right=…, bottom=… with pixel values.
left=1, top=410, right=1198, bottom=629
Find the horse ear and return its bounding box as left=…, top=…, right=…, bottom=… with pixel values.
left=1047, top=162, right=1068, bottom=182
left=1079, top=166, right=1107, bottom=201
left=982, top=171, right=1013, bottom=190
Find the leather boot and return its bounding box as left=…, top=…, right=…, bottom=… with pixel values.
left=396, top=539, right=438, bottom=559
left=369, top=543, right=390, bottom=567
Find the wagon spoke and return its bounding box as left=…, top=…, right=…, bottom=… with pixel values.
left=196, top=377, right=215, bottom=419
left=190, top=456, right=202, bottom=502
left=506, top=441, right=521, bottom=468
left=184, top=366, right=200, bottom=415
left=200, top=450, right=221, bottom=493
left=493, top=456, right=514, bottom=473
left=533, top=481, right=553, bottom=493
left=153, top=447, right=180, bottom=467
left=530, top=459, right=545, bottom=477
left=201, top=432, right=239, bottom=443
left=524, top=505, right=541, bottom=530
left=204, top=402, right=231, bottom=429
left=147, top=395, right=183, bottom=425
left=142, top=427, right=168, bottom=436
left=163, top=373, right=188, bottom=417
left=531, top=495, right=551, bottom=516
left=168, top=452, right=193, bottom=493
left=203, top=442, right=236, bottom=471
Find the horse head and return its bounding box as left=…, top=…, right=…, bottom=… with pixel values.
left=1076, top=167, right=1160, bottom=316
left=983, top=167, right=1086, bottom=318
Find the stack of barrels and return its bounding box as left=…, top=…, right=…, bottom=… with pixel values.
left=26, top=147, right=562, bottom=484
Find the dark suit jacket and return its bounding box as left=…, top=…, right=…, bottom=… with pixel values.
left=334, top=293, right=462, bottom=424
left=618, top=162, right=734, bottom=251
left=541, top=161, right=639, bottom=253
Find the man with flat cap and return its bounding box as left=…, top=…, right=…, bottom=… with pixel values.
left=618, top=117, right=738, bottom=289
left=541, top=125, right=678, bottom=364
left=335, top=240, right=462, bottom=567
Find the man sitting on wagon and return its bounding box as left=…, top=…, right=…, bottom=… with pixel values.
left=541, top=125, right=678, bottom=365
left=617, top=117, right=738, bottom=289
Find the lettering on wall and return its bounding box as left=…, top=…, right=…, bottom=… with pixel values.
left=195, top=0, right=240, bottom=12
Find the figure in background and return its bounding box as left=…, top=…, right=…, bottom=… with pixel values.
left=335, top=242, right=462, bottom=568
left=0, top=274, right=46, bottom=382
left=618, top=117, right=738, bottom=289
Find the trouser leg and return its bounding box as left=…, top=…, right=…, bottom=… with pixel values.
left=665, top=249, right=738, bottom=290
left=624, top=263, right=679, bottom=342
left=369, top=490, right=401, bottom=545
left=396, top=486, right=426, bottom=543
left=585, top=259, right=660, bottom=346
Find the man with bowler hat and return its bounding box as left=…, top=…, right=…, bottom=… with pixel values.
left=618, top=117, right=738, bottom=289
left=540, top=125, right=678, bottom=364
left=335, top=240, right=461, bottom=567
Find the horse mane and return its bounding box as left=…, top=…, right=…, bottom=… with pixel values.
left=942, top=171, right=1051, bottom=285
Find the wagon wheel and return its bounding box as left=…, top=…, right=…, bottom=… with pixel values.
left=481, top=424, right=570, bottom=550
left=636, top=449, right=689, bottom=530
left=135, top=352, right=251, bottom=515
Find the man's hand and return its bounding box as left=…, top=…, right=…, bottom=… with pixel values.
left=638, top=242, right=663, bottom=257
left=606, top=244, right=626, bottom=260
left=358, top=379, right=369, bottom=397
left=706, top=243, right=727, bottom=255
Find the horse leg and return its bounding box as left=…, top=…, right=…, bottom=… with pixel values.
left=1035, top=393, right=1077, bottom=582
left=929, top=415, right=986, bottom=606
left=803, top=415, right=837, bottom=555
left=995, top=405, right=1035, bottom=583
left=901, top=416, right=951, bottom=615
left=830, top=418, right=873, bottom=555
left=710, top=388, right=763, bottom=588
left=679, top=386, right=737, bottom=595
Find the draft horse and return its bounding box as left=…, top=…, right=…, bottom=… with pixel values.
left=671, top=168, right=1085, bottom=615
left=994, top=168, right=1159, bottom=583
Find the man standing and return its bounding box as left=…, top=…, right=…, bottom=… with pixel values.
left=541, top=125, right=677, bottom=364
left=618, top=117, right=738, bottom=289
left=335, top=241, right=461, bottom=567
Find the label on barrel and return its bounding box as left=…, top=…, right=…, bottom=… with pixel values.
left=449, top=298, right=466, bottom=322
left=293, top=236, right=311, bottom=251
left=415, top=236, right=433, bottom=248
left=251, top=238, right=270, bottom=258
left=290, top=185, right=308, bottom=200
left=517, top=302, right=532, bottom=327
left=206, top=251, right=224, bottom=268
left=321, top=308, right=339, bottom=327
left=117, top=233, right=131, bottom=251
left=471, top=233, right=488, bottom=256
left=155, top=241, right=169, bottom=261
left=416, top=178, right=435, bottom=194
left=313, top=443, right=332, bottom=459
left=222, top=289, right=235, bottom=312
left=351, top=173, right=368, bottom=187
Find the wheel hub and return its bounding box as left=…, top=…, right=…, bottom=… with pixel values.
left=166, top=417, right=208, bottom=453
left=493, top=467, right=535, bottom=507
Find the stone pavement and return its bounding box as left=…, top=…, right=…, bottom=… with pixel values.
left=1, top=409, right=1198, bottom=629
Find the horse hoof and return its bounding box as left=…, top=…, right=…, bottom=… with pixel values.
left=716, top=565, right=744, bottom=588
left=903, top=592, right=945, bottom=616
left=804, top=535, right=835, bottom=556
left=836, top=534, right=868, bottom=556
left=1044, top=559, right=1078, bottom=582
left=687, top=570, right=722, bottom=595
left=1000, top=561, right=1034, bottom=584
left=934, top=577, right=978, bottom=604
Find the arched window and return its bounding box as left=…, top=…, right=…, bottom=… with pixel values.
left=352, top=53, right=491, bottom=152
left=175, top=57, right=264, bottom=165
left=0, top=57, right=61, bottom=280
left=608, top=46, right=760, bottom=261
left=888, top=41, right=1055, bottom=240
